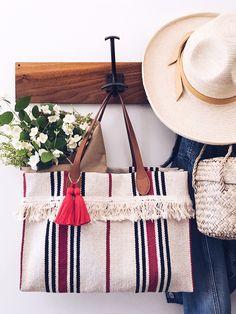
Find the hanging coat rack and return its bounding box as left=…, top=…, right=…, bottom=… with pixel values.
left=15, top=36, right=148, bottom=104
left=101, top=36, right=128, bottom=96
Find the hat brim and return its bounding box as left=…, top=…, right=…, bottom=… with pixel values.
left=142, top=12, right=236, bottom=145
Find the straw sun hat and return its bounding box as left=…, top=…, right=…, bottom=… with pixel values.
left=142, top=13, right=236, bottom=145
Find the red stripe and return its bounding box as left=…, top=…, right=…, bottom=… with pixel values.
left=108, top=173, right=112, bottom=197
left=19, top=221, right=26, bottom=290
left=23, top=173, right=26, bottom=197
left=146, top=170, right=158, bottom=291
left=58, top=225, right=68, bottom=292
left=63, top=172, right=69, bottom=195
left=106, top=173, right=112, bottom=292
left=146, top=220, right=158, bottom=292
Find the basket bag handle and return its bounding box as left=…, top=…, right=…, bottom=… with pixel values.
left=69, top=92, right=150, bottom=196
left=192, top=144, right=233, bottom=192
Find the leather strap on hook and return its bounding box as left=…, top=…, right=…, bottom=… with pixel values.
left=169, top=32, right=236, bottom=105
left=69, top=92, right=150, bottom=196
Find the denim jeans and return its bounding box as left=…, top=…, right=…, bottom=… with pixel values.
left=165, top=137, right=236, bottom=314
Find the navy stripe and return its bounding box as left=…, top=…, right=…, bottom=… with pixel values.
left=140, top=220, right=147, bottom=292
left=130, top=167, right=140, bottom=293
left=76, top=226, right=81, bottom=293
left=131, top=172, right=137, bottom=197
left=51, top=223, right=56, bottom=292
left=45, top=221, right=50, bottom=292
left=160, top=172, right=167, bottom=195
left=70, top=226, right=74, bottom=292
left=50, top=172, right=55, bottom=197
left=161, top=172, right=171, bottom=291
left=154, top=170, right=160, bottom=195
left=157, top=220, right=165, bottom=292
left=134, top=222, right=140, bottom=293
left=77, top=171, right=84, bottom=292
left=57, top=172, right=61, bottom=196
left=164, top=220, right=171, bottom=291
left=81, top=172, right=85, bottom=197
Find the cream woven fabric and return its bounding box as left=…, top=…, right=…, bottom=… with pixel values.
left=19, top=167, right=194, bottom=293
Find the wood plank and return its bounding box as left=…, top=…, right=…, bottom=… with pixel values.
left=15, top=62, right=149, bottom=104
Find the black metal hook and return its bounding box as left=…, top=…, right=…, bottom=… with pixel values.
left=101, top=35, right=128, bottom=96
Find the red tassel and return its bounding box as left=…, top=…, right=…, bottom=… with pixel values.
left=54, top=184, right=90, bottom=226
left=74, top=186, right=91, bottom=226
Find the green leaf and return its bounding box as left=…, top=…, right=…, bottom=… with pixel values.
left=55, top=137, right=66, bottom=149
left=31, top=120, right=37, bottom=126
left=16, top=149, right=27, bottom=157
left=23, top=111, right=31, bottom=123
left=37, top=116, right=47, bottom=128
left=37, top=161, right=53, bottom=171
left=32, top=141, right=40, bottom=150
left=19, top=110, right=31, bottom=123
left=15, top=96, right=31, bottom=112
left=0, top=111, right=14, bottom=126
left=48, top=104, right=54, bottom=111
left=32, top=105, right=40, bottom=118
left=20, top=131, right=30, bottom=141
left=56, top=119, right=63, bottom=128
left=45, top=139, right=54, bottom=149
left=41, top=151, right=53, bottom=163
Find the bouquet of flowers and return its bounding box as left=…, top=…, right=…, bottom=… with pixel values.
left=0, top=96, right=91, bottom=170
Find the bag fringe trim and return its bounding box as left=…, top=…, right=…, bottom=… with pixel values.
left=17, top=196, right=194, bottom=222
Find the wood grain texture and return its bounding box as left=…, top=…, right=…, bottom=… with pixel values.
left=15, top=62, right=149, bottom=104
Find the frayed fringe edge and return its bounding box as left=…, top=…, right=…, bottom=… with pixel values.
left=17, top=196, right=194, bottom=222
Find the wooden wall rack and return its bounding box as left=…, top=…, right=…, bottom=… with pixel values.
left=15, top=62, right=149, bottom=104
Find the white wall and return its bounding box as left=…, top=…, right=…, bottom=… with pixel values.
left=0, top=1, right=236, bottom=313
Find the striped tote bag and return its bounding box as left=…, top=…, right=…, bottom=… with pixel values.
left=18, top=93, right=194, bottom=293
left=19, top=167, right=194, bottom=293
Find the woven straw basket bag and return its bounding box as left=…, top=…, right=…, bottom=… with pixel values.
left=192, top=145, right=236, bottom=240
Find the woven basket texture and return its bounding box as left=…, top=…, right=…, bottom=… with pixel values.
left=195, top=157, right=236, bottom=240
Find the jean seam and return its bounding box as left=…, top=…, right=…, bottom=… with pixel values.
left=203, top=237, right=221, bottom=314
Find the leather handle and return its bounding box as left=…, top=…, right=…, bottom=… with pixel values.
left=97, top=94, right=136, bottom=165
left=70, top=92, right=150, bottom=195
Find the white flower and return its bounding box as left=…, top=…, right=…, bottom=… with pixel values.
left=52, top=149, right=63, bottom=158
left=29, top=127, right=38, bottom=138
left=11, top=126, right=22, bottom=139
left=37, top=133, right=48, bottom=144
left=81, top=122, right=89, bottom=130
left=63, top=114, right=76, bottom=124
left=67, top=137, right=77, bottom=150
left=66, top=134, right=81, bottom=151
left=0, top=124, right=12, bottom=136
left=38, top=149, right=47, bottom=156
left=12, top=140, right=23, bottom=150
left=41, top=105, right=51, bottom=114
left=22, top=142, right=33, bottom=151
left=12, top=140, right=33, bottom=151
left=73, top=134, right=82, bottom=142
left=62, top=123, right=74, bottom=135
left=48, top=114, right=60, bottom=123
left=28, top=152, right=40, bottom=170
left=0, top=135, right=8, bottom=143
left=53, top=105, right=61, bottom=113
